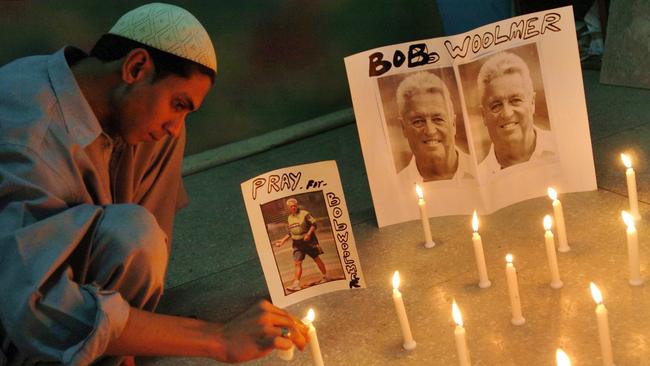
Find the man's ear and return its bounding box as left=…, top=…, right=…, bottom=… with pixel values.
left=122, top=48, right=153, bottom=84
left=530, top=91, right=536, bottom=115
left=451, top=114, right=457, bottom=134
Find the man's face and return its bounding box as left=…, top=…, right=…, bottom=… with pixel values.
left=112, top=71, right=212, bottom=145
left=288, top=203, right=298, bottom=214
left=481, top=72, right=535, bottom=150
left=401, top=92, right=456, bottom=165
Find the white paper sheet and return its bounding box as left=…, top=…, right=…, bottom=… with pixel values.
left=344, top=6, right=596, bottom=227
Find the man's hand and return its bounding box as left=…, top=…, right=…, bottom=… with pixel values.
left=216, top=300, right=310, bottom=363
left=275, top=235, right=290, bottom=247
left=105, top=301, right=309, bottom=364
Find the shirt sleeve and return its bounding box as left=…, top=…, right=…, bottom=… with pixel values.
left=0, top=143, right=130, bottom=365
left=304, top=211, right=317, bottom=227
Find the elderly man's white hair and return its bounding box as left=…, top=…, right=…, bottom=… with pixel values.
left=477, top=51, right=534, bottom=104
left=395, top=71, right=455, bottom=120
left=286, top=198, right=298, bottom=206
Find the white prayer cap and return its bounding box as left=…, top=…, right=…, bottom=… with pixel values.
left=108, top=2, right=217, bottom=73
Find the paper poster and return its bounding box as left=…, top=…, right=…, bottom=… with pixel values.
left=241, top=160, right=365, bottom=308
left=344, top=6, right=596, bottom=227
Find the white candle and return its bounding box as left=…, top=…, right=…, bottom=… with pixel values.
left=590, top=283, right=615, bottom=366
left=622, top=211, right=643, bottom=286
left=505, top=254, right=525, bottom=325
left=556, top=348, right=572, bottom=366
left=277, top=345, right=294, bottom=361
left=303, top=309, right=324, bottom=366
left=392, top=271, right=416, bottom=350
left=416, top=185, right=435, bottom=248
left=621, top=153, right=640, bottom=220
left=543, top=215, right=563, bottom=289
left=548, top=187, right=570, bottom=252
left=452, top=301, right=471, bottom=366
left=471, top=211, right=491, bottom=288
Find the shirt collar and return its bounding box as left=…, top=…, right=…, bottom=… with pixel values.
left=486, top=125, right=552, bottom=170
left=47, top=47, right=103, bottom=148
left=406, top=148, right=471, bottom=182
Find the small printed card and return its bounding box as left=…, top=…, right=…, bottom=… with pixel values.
left=241, top=160, right=365, bottom=307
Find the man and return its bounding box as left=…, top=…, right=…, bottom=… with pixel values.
left=274, top=198, right=330, bottom=291
left=0, top=3, right=308, bottom=365
left=476, top=51, right=556, bottom=174
left=395, top=71, right=473, bottom=183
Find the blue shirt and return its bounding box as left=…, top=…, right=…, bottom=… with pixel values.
left=0, top=47, right=186, bottom=365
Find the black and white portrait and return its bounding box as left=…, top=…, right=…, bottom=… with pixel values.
left=376, top=67, right=474, bottom=184
left=458, top=42, right=557, bottom=176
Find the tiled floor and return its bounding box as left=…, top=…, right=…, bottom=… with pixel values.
left=141, top=69, right=650, bottom=365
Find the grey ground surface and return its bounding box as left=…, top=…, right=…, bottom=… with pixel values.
left=140, top=69, right=650, bottom=365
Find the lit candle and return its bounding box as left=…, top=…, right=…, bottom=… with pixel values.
left=416, top=185, right=435, bottom=248
left=543, top=215, right=563, bottom=289
left=471, top=211, right=491, bottom=288
left=303, top=309, right=324, bottom=366
left=556, top=348, right=572, bottom=366
left=621, top=153, right=640, bottom=220
left=505, top=254, right=525, bottom=325
left=452, top=301, right=471, bottom=366
left=392, top=271, right=416, bottom=350
left=547, top=187, right=570, bottom=252
left=622, top=211, right=643, bottom=286
left=590, top=283, right=615, bottom=366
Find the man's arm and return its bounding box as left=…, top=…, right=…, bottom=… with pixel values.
left=304, top=225, right=316, bottom=240
left=274, top=234, right=291, bottom=247
left=304, top=213, right=317, bottom=241
left=0, top=144, right=308, bottom=364
left=105, top=300, right=309, bottom=363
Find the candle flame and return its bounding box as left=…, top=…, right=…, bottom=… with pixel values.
left=556, top=348, right=571, bottom=366
left=306, top=308, right=315, bottom=322
left=547, top=187, right=558, bottom=201
left=543, top=215, right=553, bottom=231
left=506, top=254, right=513, bottom=263
left=622, top=210, right=635, bottom=229
left=472, top=210, right=479, bottom=232
left=392, top=271, right=400, bottom=289
left=621, top=153, right=632, bottom=168
left=451, top=300, right=463, bottom=327
left=415, top=184, right=423, bottom=199
left=590, top=282, right=603, bottom=304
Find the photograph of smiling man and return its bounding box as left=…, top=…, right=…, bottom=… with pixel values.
left=376, top=67, right=474, bottom=184
left=458, top=42, right=557, bottom=177
left=346, top=6, right=594, bottom=227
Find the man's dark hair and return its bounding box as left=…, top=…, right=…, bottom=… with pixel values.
left=90, top=34, right=215, bottom=84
